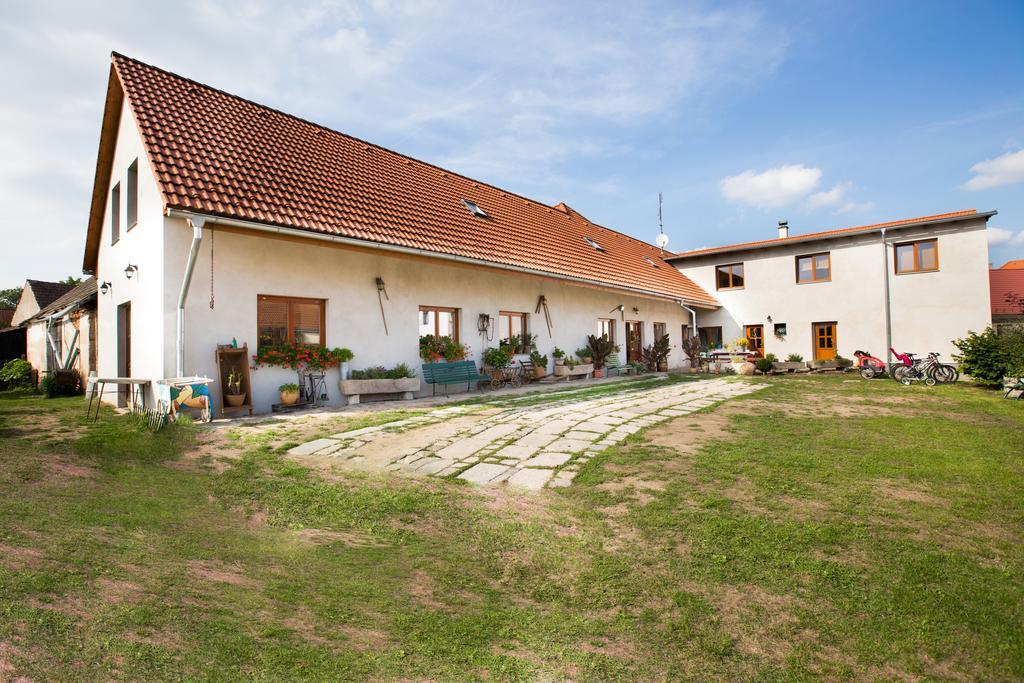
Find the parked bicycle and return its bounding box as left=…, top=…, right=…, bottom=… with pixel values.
left=890, top=350, right=959, bottom=385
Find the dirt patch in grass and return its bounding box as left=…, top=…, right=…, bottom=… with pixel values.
left=407, top=569, right=445, bottom=609
left=876, top=479, right=949, bottom=508
left=0, top=544, right=43, bottom=569
left=95, top=577, right=146, bottom=604
left=186, top=560, right=260, bottom=588
left=47, top=460, right=96, bottom=479
left=291, top=527, right=388, bottom=548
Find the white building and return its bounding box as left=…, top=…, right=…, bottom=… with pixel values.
left=79, top=53, right=995, bottom=413
left=667, top=212, right=994, bottom=362
left=82, top=54, right=716, bottom=412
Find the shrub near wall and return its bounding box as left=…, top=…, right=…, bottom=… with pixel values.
left=953, top=326, right=1024, bottom=386
left=0, top=359, right=32, bottom=390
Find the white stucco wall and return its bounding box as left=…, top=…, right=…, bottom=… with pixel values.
left=25, top=309, right=95, bottom=380
left=93, top=99, right=167, bottom=398
left=674, top=218, right=993, bottom=362
left=162, top=219, right=699, bottom=413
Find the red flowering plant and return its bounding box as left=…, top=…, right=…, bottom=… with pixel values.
left=419, top=335, right=469, bottom=363
left=253, top=344, right=351, bottom=371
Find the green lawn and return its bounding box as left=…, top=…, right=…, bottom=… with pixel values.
left=0, top=376, right=1020, bottom=680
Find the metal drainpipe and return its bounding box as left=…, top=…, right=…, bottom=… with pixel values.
left=680, top=302, right=698, bottom=367
left=881, top=228, right=893, bottom=363
left=176, top=217, right=205, bottom=377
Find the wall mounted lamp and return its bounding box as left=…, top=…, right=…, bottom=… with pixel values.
left=124, top=264, right=138, bottom=279
left=99, top=281, right=111, bottom=295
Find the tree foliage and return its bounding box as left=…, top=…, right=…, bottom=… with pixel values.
left=952, top=326, right=1024, bottom=387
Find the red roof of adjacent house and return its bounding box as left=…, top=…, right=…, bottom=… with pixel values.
left=1001, top=259, right=1024, bottom=270
left=83, top=54, right=716, bottom=307
left=990, top=269, right=1024, bottom=316
left=25, top=280, right=77, bottom=310
left=666, top=209, right=993, bottom=261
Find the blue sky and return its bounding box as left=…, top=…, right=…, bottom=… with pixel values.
left=1, top=0, right=1022, bottom=286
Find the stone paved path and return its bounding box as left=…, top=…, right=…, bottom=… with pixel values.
left=288, top=378, right=764, bottom=490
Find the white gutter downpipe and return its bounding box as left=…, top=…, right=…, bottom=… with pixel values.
left=679, top=302, right=697, bottom=336
left=176, top=217, right=205, bottom=378
left=881, top=227, right=893, bottom=364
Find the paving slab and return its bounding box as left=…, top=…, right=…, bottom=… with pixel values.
left=522, top=452, right=572, bottom=468
left=507, top=468, right=554, bottom=490
left=289, top=438, right=339, bottom=456
left=458, top=463, right=510, bottom=484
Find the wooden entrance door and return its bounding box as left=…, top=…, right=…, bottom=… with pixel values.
left=625, top=321, right=643, bottom=363
left=744, top=325, right=764, bottom=357
left=117, top=302, right=131, bottom=406
left=813, top=322, right=837, bottom=361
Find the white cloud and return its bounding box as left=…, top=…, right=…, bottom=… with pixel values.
left=962, top=149, right=1024, bottom=191
left=806, top=181, right=851, bottom=210
left=719, top=165, right=822, bottom=209
left=988, top=227, right=1024, bottom=246
left=836, top=200, right=874, bottom=214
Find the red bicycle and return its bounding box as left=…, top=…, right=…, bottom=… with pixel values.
left=854, top=350, right=888, bottom=379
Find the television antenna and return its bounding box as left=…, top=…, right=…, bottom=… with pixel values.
left=655, top=192, right=669, bottom=252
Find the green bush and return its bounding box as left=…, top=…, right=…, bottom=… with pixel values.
left=40, top=370, right=81, bottom=398
left=754, top=358, right=774, bottom=374
left=835, top=355, right=853, bottom=369
left=953, top=326, right=1024, bottom=387
left=763, top=353, right=778, bottom=363
left=0, top=359, right=32, bottom=389
left=482, top=346, right=513, bottom=369
left=786, top=353, right=804, bottom=362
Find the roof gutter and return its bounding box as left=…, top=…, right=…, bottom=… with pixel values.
left=165, top=208, right=719, bottom=309
left=666, top=211, right=998, bottom=262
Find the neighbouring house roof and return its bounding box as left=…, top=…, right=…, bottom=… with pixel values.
left=990, top=269, right=1024, bottom=317
left=665, top=210, right=996, bottom=261
left=29, top=277, right=97, bottom=323
left=83, top=54, right=717, bottom=308
left=0, top=308, right=13, bottom=329
left=1000, top=259, right=1024, bottom=270
left=25, top=280, right=76, bottom=310
left=12, top=279, right=77, bottom=327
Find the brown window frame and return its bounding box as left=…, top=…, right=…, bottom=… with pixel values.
left=110, top=182, right=120, bottom=245
left=598, top=318, right=616, bottom=345
left=653, top=322, right=667, bottom=341
left=257, top=294, right=326, bottom=350
left=716, top=262, right=745, bottom=290
left=699, top=326, right=723, bottom=349
left=419, top=305, right=460, bottom=341
left=894, top=239, right=939, bottom=275
left=126, top=158, right=138, bottom=230
left=498, top=311, right=527, bottom=341
left=795, top=252, right=831, bottom=284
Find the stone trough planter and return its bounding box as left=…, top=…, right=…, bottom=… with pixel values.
left=339, top=377, right=420, bottom=405
left=771, top=361, right=808, bottom=373
left=553, top=363, right=594, bottom=380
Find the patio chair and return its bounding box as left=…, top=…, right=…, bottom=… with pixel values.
left=604, top=353, right=632, bottom=376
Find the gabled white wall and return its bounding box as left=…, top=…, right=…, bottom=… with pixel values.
left=93, top=99, right=167, bottom=400
left=674, top=218, right=993, bottom=362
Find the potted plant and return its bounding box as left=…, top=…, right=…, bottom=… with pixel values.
left=519, top=333, right=537, bottom=354
left=500, top=334, right=520, bottom=352
left=482, top=346, right=514, bottom=370
left=337, top=347, right=354, bottom=380
left=642, top=334, right=671, bottom=372
left=682, top=335, right=703, bottom=373
left=528, top=350, right=548, bottom=378
left=552, top=347, right=566, bottom=366
left=278, top=382, right=300, bottom=405
left=585, top=334, right=617, bottom=379
left=575, top=347, right=593, bottom=364
left=225, top=370, right=246, bottom=407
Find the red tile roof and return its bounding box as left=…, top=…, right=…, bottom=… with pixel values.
left=990, top=269, right=1024, bottom=316
left=667, top=210, right=991, bottom=261
left=84, top=53, right=716, bottom=307
left=1000, top=259, right=1024, bottom=270
left=25, top=280, right=76, bottom=310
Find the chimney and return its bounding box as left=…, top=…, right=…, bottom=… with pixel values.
left=778, top=220, right=789, bottom=239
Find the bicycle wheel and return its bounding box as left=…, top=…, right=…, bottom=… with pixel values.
left=930, top=364, right=955, bottom=384
left=900, top=376, right=913, bottom=386
left=924, top=376, right=937, bottom=387
left=860, top=367, right=876, bottom=380
left=893, top=365, right=911, bottom=382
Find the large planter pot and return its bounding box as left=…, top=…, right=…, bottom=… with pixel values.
left=772, top=361, right=807, bottom=372
left=339, top=362, right=351, bottom=381
left=533, top=366, right=547, bottom=379
left=593, top=368, right=605, bottom=379
left=226, top=393, right=246, bottom=407
left=553, top=365, right=570, bottom=377
left=735, top=361, right=756, bottom=376
left=657, top=361, right=668, bottom=372
left=338, top=377, right=420, bottom=405
left=280, top=390, right=299, bottom=405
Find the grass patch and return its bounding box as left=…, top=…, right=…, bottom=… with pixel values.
left=0, top=376, right=1020, bottom=680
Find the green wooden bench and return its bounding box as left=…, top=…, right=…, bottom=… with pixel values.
left=604, top=352, right=633, bottom=376
left=422, top=361, right=489, bottom=396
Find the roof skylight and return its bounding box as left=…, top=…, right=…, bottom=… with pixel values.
left=643, top=256, right=659, bottom=268
left=584, top=237, right=605, bottom=252
left=462, top=199, right=488, bottom=219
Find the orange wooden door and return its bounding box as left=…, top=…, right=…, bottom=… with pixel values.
left=744, top=325, right=764, bottom=357
left=813, top=322, right=837, bottom=361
